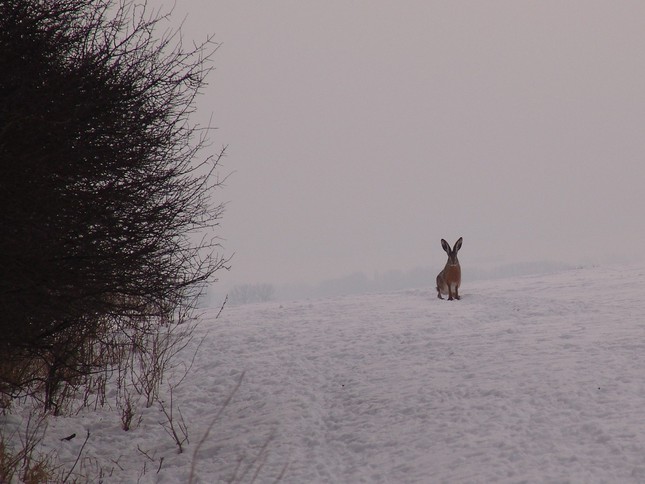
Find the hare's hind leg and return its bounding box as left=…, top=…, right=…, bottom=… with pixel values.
left=448, top=282, right=458, bottom=301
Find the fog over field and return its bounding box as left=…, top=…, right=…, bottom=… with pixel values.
left=153, top=1, right=645, bottom=294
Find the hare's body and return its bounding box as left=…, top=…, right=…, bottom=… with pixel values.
left=436, top=237, right=462, bottom=300
left=436, top=264, right=461, bottom=298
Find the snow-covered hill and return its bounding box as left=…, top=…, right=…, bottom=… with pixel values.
left=8, top=264, right=645, bottom=482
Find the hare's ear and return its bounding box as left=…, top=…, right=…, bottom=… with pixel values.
left=441, top=239, right=450, bottom=253
left=453, top=237, right=463, bottom=253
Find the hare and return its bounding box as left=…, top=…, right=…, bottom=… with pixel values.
left=436, top=237, right=462, bottom=300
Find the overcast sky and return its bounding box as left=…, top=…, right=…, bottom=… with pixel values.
left=154, top=1, right=645, bottom=287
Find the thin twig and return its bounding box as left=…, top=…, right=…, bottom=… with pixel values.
left=215, top=294, right=228, bottom=319
left=62, top=430, right=90, bottom=483
left=188, top=371, right=245, bottom=484
left=137, top=444, right=155, bottom=462
left=237, top=431, right=274, bottom=483
left=273, top=462, right=289, bottom=483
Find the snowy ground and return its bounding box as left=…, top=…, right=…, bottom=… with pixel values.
left=4, top=264, right=645, bottom=483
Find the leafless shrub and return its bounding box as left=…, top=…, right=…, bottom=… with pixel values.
left=0, top=0, right=229, bottom=411
left=0, top=411, right=59, bottom=483
left=129, top=314, right=200, bottom=409
left=118, top=388, right=140, bottom=432
left=158, top=385, right=190, bottom=454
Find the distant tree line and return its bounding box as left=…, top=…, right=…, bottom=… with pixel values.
left=228, top=284, right=275, bottom=306
left=236, top=261, right=575, bottom=302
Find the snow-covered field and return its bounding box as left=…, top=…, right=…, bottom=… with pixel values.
left=5, top=264, right=645, bottom=483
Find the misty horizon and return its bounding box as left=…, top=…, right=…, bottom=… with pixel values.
left=152, top=1, right=645, bottom=292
